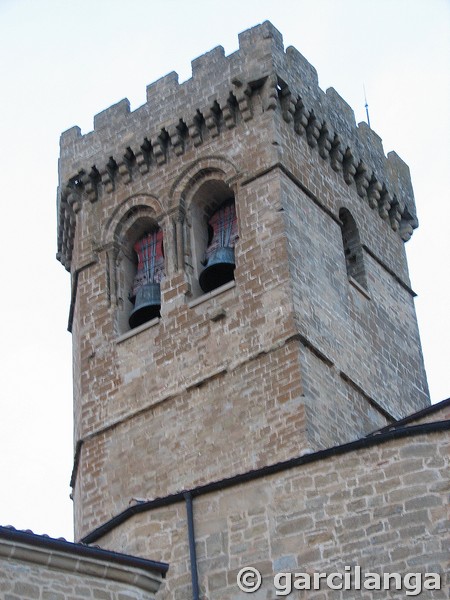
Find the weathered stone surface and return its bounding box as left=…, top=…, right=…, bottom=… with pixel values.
left=95, top=429, right=448, bottom=599
left=55, top=20, right=444, bottom=600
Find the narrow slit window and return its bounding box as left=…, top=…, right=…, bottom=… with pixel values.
left=339, top=208, right=367, bottom=289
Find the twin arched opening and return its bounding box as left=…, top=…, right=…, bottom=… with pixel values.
left=111, top=176, right=238, bottom=334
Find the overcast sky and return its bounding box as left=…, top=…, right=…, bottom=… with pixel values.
left=0, top=0, right=448, bottom=542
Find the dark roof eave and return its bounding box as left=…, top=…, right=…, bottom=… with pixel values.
left=367, top=397, right=450, bottom=436
left=0, top=526, right=168, bottom=576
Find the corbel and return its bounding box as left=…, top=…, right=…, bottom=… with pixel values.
left=263, top=74, right=279, bottom=112
left=187, top=112, right=203, bottom=147
left=329, top=135, right=344, bottom=172
left=294, top=98, right=309, bottom=136
left=378, top=186, right=392, bottom=220
left=305, top=111, right=321, bottom=148
left=204, top=102, right=221, bottom=138
left=117, top=147, right=136, bottom=184
left=136, top=138, right=152, bottom=175
left=354, top=161, right=370, bottom=198
left=101, top=157, right=118, bottom=193
left=399, top=218, right=414, bottom=242
left=232, top=78, right=252, bottom=122
left=389, top=197, right=402, bottom=231
left=342, top=148, right=357, bottom=185
left=367, top=176, right=382, bottom=209
left=67, top=191, right=82, bottom=214
left=222, top=94, right=237, bottom=129
left=85, top=166, right=101, bottom=203
left=168, top=123, right=185, bottom=156
left=280, top=85, right=296, bottom=123
left=317, top=122, right=332, bottom=159
left=153, top=130, right=169, bottom=165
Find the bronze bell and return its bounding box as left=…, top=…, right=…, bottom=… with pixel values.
left=199, top=246, right=235, bottom=293
left=129, top=282, right=161, bottom=329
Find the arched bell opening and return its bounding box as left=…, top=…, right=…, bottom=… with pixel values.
left=115, top=212, right=165, bottom=333
left=189, top=180, right=238, bottom=297
left=128, top=229, right=165, bottom=329
left=199, top=199, right=238, bottom=293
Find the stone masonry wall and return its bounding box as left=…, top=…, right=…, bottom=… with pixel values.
left=95, top=427, right=449, bottom=600
left=61, top=21, right=430, bottom=542
left=69, top=111, right=282, bottom=442
left=71, top=139, right=424, bottom=535
left=74, top=337, right=306, bottom=538
left=0, top=559, right=157, bottom=600
left=278, top=164, right=429, bottom=419
left=71, top=159, right=313, bottom=539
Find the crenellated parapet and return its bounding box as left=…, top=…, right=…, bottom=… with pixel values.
left=57, top=20, right=418, bottom=270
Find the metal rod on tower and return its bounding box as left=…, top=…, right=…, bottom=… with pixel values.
left=364, top=84, right=371, bottom=128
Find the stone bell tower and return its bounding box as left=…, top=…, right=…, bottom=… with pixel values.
left=57, top=22, right=429, bottom=542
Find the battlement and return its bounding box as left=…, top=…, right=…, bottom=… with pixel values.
left=57, top=21, right=417, bottom=270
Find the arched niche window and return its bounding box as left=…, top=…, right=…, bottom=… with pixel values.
left=115, top=214, right=165, bottom=333
left=128, top=229, right=165, bottom=329
left=189, top=180, right=238, bottom=297
left=339, top=208, right=367, bottom=289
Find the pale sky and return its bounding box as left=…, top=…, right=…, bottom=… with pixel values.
left=0, top=0, right=448, bottom=542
